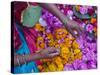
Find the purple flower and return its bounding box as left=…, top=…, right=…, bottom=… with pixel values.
left=72, top=59, right=82, bottom=70
left=87, top=60, right=97, bottom=69
left=67, top=10, right=73, bottom=16
left=41, top=5, right=97, bottom=71
left=64, top=64, right=74, bottom=71
left=78, top=62, right=88, bottom=70
left=80, top=22, right=86, bottom=28
left=79, top=6, right=88, bottom=15
left=86, top=24, right=94, bottom=33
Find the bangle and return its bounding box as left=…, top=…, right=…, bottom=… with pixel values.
left=38, top=51, right=44, bottom=58
left=62, top=18, right=68, bottom=26
left=16, top=56, right=20, bottom=66
left=22, top=54, right=27, bottom=64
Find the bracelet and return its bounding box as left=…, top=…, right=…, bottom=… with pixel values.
left=16, top=56, right=20, bottom=66
left=22, top=54, right=27, bottom=64
left=38, top=51, right=45, bottom=58
left=62, top=18, right=68, bottom=26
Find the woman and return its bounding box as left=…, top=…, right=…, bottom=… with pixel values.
left=12, top=1, right=83, bottom=73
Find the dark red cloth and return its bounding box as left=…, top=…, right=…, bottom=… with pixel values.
left=14, top=2, right=27, bottom=22
left=13, top=2, right=38, bottom=50
left=14, top=24, right=22, bottom=50
left=13, top=2, right=38, bottom=22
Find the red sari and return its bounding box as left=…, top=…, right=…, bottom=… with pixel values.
left=14, top=2, right=39, bottom=53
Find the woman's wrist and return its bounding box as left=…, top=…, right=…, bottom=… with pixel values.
left=31, top=53, right=42, bottom=60
left=37, top=50, right=46, bottom=59
left=59, top=14, right=69, bottom=26
left=62, top=17, right=68, bottom=26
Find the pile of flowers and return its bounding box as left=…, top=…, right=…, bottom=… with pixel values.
left=34, top=5, right=97, bottom=72
left=34, top=23, right=83, bottom=72
left=41, top=5, right=97, bottom=35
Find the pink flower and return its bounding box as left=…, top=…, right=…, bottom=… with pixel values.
left=64, top=64, right=74, bottom=71
left=67, top=10, right=73, bottom=16
left=81, top=22, right=86, bottom=28
left=86, top=24, right=93, bottom=32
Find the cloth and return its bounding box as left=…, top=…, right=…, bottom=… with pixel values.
left=14, top=23, right=39, bottom=74
left=14, top=1, right=41, bottom=27
left=22, top=5, right=42, bottom=27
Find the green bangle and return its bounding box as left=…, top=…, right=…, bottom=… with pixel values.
left=62, top=18, right=68, bottom=26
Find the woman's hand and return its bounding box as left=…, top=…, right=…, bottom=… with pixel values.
left=63, top=18, right=83, bottom=38
left=38, top=47, right=60, bottom=59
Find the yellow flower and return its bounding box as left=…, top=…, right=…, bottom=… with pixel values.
left=47, top=62, right=50, bottom=65
left=75, top=5, right=80, bottom=11
left=36, top=36, right=45, bottom=49
left=74, top=49, right=81, bottom=55
left=55, top=28, right=68, bottom=39
left=46, top=33, right=53, bottom=39
left=45, top=67, right=49, bottom=72
left=67, top=52, right=75, bottom=64
left=61, top=54, right=68, bottom=61
left=78, top=52, right=82, bottom=59
left=48, top=63, right=57, bottom=71
left=45, top=33, right=55, bottom=47
left=48, top=39, right=55, bottom=47
left=54, top=40, right=59, bottom=48
left=57, top=64, right=64, bottom=71
left=74, top=52, right=82, bottom=60
left=37, top=36, right=44, bottom=41
left=53, top=56, right=62, bottom=65
left=39, top=43, right=45, bottom=49
left=55, top=44, right=60, bottom=48
left=34, top=23, right=45, bottom=32
left=72, top=40, right=79, bottom=49
left=36, top=26, right=83, bottom=72
left=38, top=65, right=43, bottom=71
left=60, top=46, right=70, bottom=54
left=62, top=59, right=67, bottom=64
left=64, top=38, right=72, bottom=48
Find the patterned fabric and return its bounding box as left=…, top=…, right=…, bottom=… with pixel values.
left=14, top=23, right=39, bottom=73
left=22, top=5, right=42, bottom=27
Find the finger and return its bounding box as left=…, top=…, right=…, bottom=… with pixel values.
left=56, top=48, right=60, bottom=53
left=80, top=26, right=84, bottom=32
left=49, top=52, right=60, bottom=57
left=74, top=23, right=83, bottom=36
left=74, top=22, right=82, bottom=33
left=65, top=25, right=78, bottom=38
left=76, top=27, right=81, bottom=36
left=48, top=47, right=60, bottom=54
left=69, top=29, right=77, bottom=38
left=77, top=26, right=85, bottom=37
left=78, top=23, right=84, bottom=33
left=52, top=47, right=60, bottom=53
left=48, top=47, right=57, bottom=53
left=79, top=25, right=84, bottom=33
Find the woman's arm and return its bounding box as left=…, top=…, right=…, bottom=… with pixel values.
left=14, top=53, right=40, bottom=66
left=39, top=3, right=83, bottom=38
left=14, top=47, right=60, bottom=66
left=39, top=3, right=68, bottom=23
